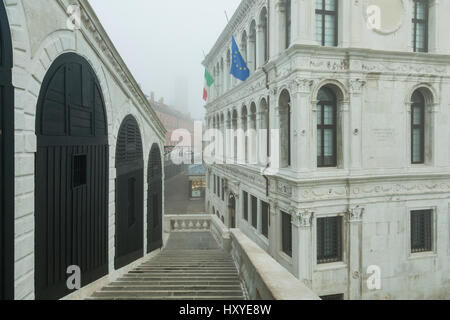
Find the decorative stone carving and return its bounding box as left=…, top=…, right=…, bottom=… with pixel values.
left=291, top=209, right=314, bottom=228
left=349, top=79, right=366, bottom=94
left=348, top=205, right=365, bottom=222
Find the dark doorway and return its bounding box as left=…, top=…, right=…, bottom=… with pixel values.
left=229, top=193, right=236, bottom=228
left=115, top=115, right=144, bottom=269
left=0, top=2, right=14, bottom=300
left=147, top=144, right=163, bottom=253
left=35, top=53, right=109, bottom=300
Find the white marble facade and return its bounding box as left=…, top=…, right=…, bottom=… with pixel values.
left=204, top=0, right=450, bottom=299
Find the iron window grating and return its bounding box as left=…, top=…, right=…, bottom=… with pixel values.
left=411, top=209, right=433, bottom=253
left=317, top=216, right=343, bottom=264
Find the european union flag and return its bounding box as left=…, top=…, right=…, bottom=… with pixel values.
left=230, top=36, right=250, bottom=81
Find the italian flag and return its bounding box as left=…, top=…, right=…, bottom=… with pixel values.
left=203, top=68, right=214, bottom=101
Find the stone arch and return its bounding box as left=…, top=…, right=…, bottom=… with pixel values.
left=312, top=79, right=349, bottom=104
left=406, top=83, right=438, bottom=107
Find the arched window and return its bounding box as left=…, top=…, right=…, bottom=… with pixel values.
left=412, top=0, right=429, bottom=53
left=285, top=0, right=292, bottom=49
left=279, top=90, right=291, bottom=168
left=249, top=21, right=257, bottom=71
left=411, top=90, right=425, bottom=164
left=241, top=31, right=248, bottom=64
left=259, top=8, right=269, bottom=65
left=317, top=86, right=337, bottom=167
left=315, top=0, right=338, bottom=47
left=226, top=50, right=231, bottom=90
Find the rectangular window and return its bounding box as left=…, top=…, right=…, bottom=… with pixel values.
left=317, top=216, right=342, bottom=264
left=243, top=191, right=249, bottom=221
left=73, top=154, right=87, bottom=188
left=213, top=174, right=216, bottom=194
left=261, top=201, right=270, bottom=238
left=321, top=294, right=344, bottom=300
left=317, top=102, right=337, bottom=167
left=251, top=195, right=258, bottom=229
left=411, top=210, right=433, bottom=253
left=281, top=211, right=292, bottom=257
left=315, top=0, right=338, bottom=47
left=412, top=0, right=428, bottom=53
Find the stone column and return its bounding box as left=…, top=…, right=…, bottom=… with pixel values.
left=347, top=206, right=364, bottom=300
left=248, top=37, right=256, bottom=72
left=291, top=208, right=314, bottom=287
left=292, top=79, right=313, bottom=171
left=256, top=25, right=265, bottom=69
left=293, top=0, right=315, bottom=45
left=225, top=117, right=231, bottom=164
left=270, top=93, right=281, bottom=170
left=349, top=79, right=366, bottom=170
left=340, top=99, right=350, bottom=169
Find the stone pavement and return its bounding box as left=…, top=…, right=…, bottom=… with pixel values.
left=164, top=171, right=205, bottom=215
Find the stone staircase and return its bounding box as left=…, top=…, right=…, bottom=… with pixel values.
left=90, top=233, right=247, bottom=300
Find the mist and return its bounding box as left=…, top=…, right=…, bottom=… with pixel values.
left=88, top=0, right=242, bottom=120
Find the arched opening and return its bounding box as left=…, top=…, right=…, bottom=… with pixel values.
left=279, top=89, right=291, bottom=168
left=317, top=86, right=338, bottom=167
left=0, top=2, right=14, bottom=300
left=249, top=21, right=257, bottom=72
left=241, top=106, right=248, bottom=163
left=115, top=115, right=144, bottom=270
left=241, top=31, right=248, bottom=64
left=259, top=98, right=269, bottom=165
left=258, top=7, right=269, bottom=66
left=232, top=110, right=238, bottom=163
left=35, top=53, right=109, bottom=300
left=410, top=87, right=434, bottom=165
left=147, top=143, right=163, bottom=253
left=249, top=103, right=257, bottom=164
left=228, top=193, right=236, bottom=228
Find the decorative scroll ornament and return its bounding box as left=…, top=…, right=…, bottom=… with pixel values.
left=348, top=205, right=365, bottom=222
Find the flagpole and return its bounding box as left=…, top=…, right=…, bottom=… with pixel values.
left=224, top=10, right=229, bottom=23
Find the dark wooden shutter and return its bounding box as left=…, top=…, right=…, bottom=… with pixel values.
left=115, top=115, right=144, bottom=269
left=281, top=211, right=292, bottom=257
left=35, top=53, right=109, bottom=300
left=147, top=143, right=162, bottom=253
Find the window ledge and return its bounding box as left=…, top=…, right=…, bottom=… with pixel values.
left=315, top=261, right=347, bottom=272
left=408, top=251, right=437, bottom=260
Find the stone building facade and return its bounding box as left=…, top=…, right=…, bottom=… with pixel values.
left=0, top=0, right=166, bottom=299
left=204, top=0, right=450, bottom=299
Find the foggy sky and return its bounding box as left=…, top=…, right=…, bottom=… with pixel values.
left=88, top=0, right=242, bottom=120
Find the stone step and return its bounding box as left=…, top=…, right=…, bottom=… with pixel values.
left=92, top=290, right=244, bottom=298
left=134, top=267, right=237, bottom=272
left=114, top=280, right=242, bottom=286
left=89, top=296, right=245, bottom=300
left=120, top=276, right=240, bottom=281
left=103, top=285, right=243, bottom=291
left=128, top=271, right=239, bottom=276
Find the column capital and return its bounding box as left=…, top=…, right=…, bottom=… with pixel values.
left=348, top=205, right=364, bottom=222
left=349, top=79, right=366, bottom=95
left=291, top=208, right=314, bottom=228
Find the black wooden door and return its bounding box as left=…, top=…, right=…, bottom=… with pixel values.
left=147, top=144, right=162, bottom=253
left=115, top=115, right=144, bottom=269
left=35, top=53, right=109, bottom=300
left=0, top=1, right=14, bottom=300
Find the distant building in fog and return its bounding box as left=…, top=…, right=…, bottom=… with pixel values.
left=149, top=92, right=195, bottom=147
